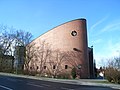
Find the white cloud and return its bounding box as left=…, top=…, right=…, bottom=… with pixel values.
left=107, top=41, right=120, bottom=57
left=89, top=16, right=108, bottom=31
left=91, top=39, right=102, bottom=44
left=89, top=17, right=120, bottom=38
left=93, top=21, right=120, bottom=37
left=95, top=40, right=120, bottom=68
left=89, top=17, right=120, bottom=68
left=100, top=22, right=120, bottom=33
left=94, top=54, right=107, bottom=68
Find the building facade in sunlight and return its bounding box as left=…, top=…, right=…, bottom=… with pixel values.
left=25, top=19, right=95, bottom=79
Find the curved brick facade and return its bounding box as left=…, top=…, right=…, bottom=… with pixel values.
left=27, top=19, right=90, bottom=78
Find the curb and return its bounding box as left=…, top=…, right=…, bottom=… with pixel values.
left=0, top=72, right=120, bottom=89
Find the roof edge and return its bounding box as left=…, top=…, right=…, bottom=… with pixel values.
left=29, top=18, right=86, bottom=45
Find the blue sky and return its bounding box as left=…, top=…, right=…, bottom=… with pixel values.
left=0, top=0, right=120, bottom=68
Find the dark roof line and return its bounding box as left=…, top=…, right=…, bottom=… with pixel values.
left=29, top=18, right=86, bottom=45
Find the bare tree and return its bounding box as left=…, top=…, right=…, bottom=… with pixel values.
left=47, top=50, right=68, bottom=78
left=0, top=24, right=33, bottom=73
left=64, top=51, right=82, bottom=78
left=0, top=24, right=33, bottom=55
left=42, top=50, right=82, bottom=78
left=35, top=40, right=51, bottom=76
left=105, top=57, right=120, bottom=83
left=107, top=57, right=120, bottom=70
left=24, top=42, right=37, bottom=73
left=0, top=26, right=15, bottom=55
left=14, top=30, right=32, bottom=46
left=24, top=40, right=52, bottom=76
left=114, top=57, right=120, bottom=70
left=65, top=51, right=82, bottom=68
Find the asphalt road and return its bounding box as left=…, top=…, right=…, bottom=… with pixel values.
left=0, top=75, right=118, bottom=90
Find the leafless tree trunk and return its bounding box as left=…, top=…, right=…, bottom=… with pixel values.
left=14, top=30, right=32, bottom=46
left=47, top=50, right=67, bottom=78
left=0, top=26, right=15, bottom=55
left=65, top=51, right=82, bottom=68
left=105, top=57, right=120, bottom=83
left=24, top=42, right=37, bottom=72
left=35, top=40, right=51, bottom=76
left=64, top=51, right=82, bottom=78
left=0, top=24, right=33, bottom=56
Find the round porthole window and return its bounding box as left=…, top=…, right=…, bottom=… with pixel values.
left=71, top=31, right=77, bottom=36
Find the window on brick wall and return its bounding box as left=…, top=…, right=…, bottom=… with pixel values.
left=65, top=65, right=68, bottom=69
left=37, top=66, right=39, bottom=69
left=53, top=65, right=56, bottom=69
left=44, top=66, right=46, bottom=69
left=71, top=31, right=77, bottom=36
left=30, top=67, right=32, bottom=70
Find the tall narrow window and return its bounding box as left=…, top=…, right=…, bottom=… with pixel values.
left=37, top=66, right=39, bottom=70
left=30, top=67, right=32, bottom=70
left=65, top=65, right=68, bottom=69
left=44, top=66, right=46, bottom=69
left=53, top=65, right=56, bottom=69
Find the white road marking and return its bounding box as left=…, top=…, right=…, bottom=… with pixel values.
left=61, top=87, right=74, bottom=90
left=41, top=84, right=51, bottom=87
left=16, top=79, right=23, bottom=82
left=27, top=83, right=43, bottom=88
left=27, top=82, right=51, bottom=88
left=0, top=85, right=13, bottom=90
left=7, top=78, right=17, bottom=82
left=7, top=78, right=23, bottom=82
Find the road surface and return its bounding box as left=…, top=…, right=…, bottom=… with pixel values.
left=0, top=75, right=118, bottom=90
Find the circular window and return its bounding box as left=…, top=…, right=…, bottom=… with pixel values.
left=71, top=31, right=77, bottom=36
